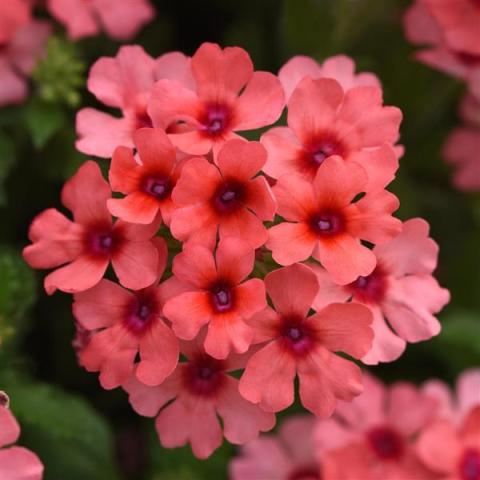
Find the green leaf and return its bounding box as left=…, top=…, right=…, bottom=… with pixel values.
left=24, top=100, right=66, bottom=149
left=0, top=132, right=15, bottom=205
left=0, top=245, right=36, bottom=345
left=1, top=377, right=121, bottom=480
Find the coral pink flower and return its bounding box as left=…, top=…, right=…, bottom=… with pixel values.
left=261, top=77, right=401, bottom=188
left=0, top=0, right=30, bottom=44
left=230, top=415, right=321, bottom=480
left=425, top=0, right=480, bottom=56
left=23, top=161, right=160, bottom=294
left=170, top=139, right=276, bottom=248
left=0, top=11, right=50, bottom=107
left=403, top=0, right=480, bottom=80
left=47, top=0, right=155, bottom=40
left=239, top=263, right=373, bottom=417
left=73, top=239, right=185, bottom=389
left=148, top=42, right=285, bottom=155
left=312, top=218, right=450, bottom=364
left=422, top=368, right=480, bottom=424
left=163, top=237, right=266, bottom=359
left=76, top=47, right=193, bottom=158
left=0, top=404, right=44, bottom=480
left=107, top=128, right=185, bottom=225
left=318, top=373, right=439, bottom=480
left=267, top=156, right=401, bottom=285
left=416, top=407, right=480, bottom=480
left=279, top=54, right=380, bottom=101
left=123, top=336, right=275, bottom=459
left=444, top=128, right=480, bottom=192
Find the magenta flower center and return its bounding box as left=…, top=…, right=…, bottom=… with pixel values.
left=310, top=211, right=344, bottom=236
left=210, top=281, right=234, bottom=312
left=305, top=134, right=345, bottom=172
left=201, top=104, right=231, bottom=137
left=124, top=293, right=157, bottom=334
left=85, top=226, right=118, bottom=257
left=459, top=449, right=480, bottom=480
left=184, top=355, right=226, bottom=397
left=213, top=181, right=245, bottom=214
left=281, top=317, right=314, bottom=356
left=349, top=266, right=388, bottom=304
left=141, top=176, right=171, bottom=200
left=136, top=112, right=153, bottom=130
left=0, top=391, right=9, bottom=408
left=311, top=143, right=338, bottom=166
left=366, top=426, right=404, bottom=460
left=288, top=466, right=321, bottom=480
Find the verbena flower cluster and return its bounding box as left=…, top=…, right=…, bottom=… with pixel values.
left=23, top=42, right=450, bottom=458
left=403, top=0, right=480, bottom=191
left=230, top=369, right=480, bottom=480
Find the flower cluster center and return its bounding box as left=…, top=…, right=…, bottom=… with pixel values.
left=349, top=266, right=387, bottom=304
left=281, top=317, right=314, bottom=356
left=86, top=226, right=118, bottom=257
left=213, top=181, right=244, bottom=214
left=305, top=134, right=345, bottom=172
left=366, top=426, right=404, bottom=460
left=201, top=104, right=231, bottom=137
left=142, top=176, right=171, bottom=200
left=184, top=356, right=226, bottom=397
left=459, top=448, right=480, bottom=480
left=210, top=281, right=234, bottom=312
left=288, top=465, right=321, bottom=480
left=124, top=293, right=157, bottom=334
left=310, top=211, right=343, bottom=236
left=135, top=107, right=153, bottom=129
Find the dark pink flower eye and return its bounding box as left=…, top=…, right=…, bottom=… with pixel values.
left=280, top=316, right=315, bottom=356
left=213, top=181, right=245, bottom=214
left=366, top=426, right=404, bottom=460
left=135, top=109, right=153, bottom=129
left=125, top=293, right=158, bottom=334
left=350, top=266, right=388, bottom=304
left=310, top=211, right=344, bottom=236
left=184, top=355, right=226, bottom=397
left=307, top=135, right=345, bottom=167
left=86, top=227, right=118, bottom=257
left=288, top=466, right=321, bottom=480
left=459, top=449, right=480, bottom=480
left=210, top=281, right=234, bottom=312
left=201, top=104, right=231, bottom=137
left=141, top=176, right=171, bottom=199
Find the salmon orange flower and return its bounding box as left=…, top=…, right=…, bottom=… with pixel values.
left=124, top=336, right=275, bottom=459
left=148, top=42, right=285, bottom=155
left=170, top=139, right=276, bottom=249
left=239, top=264, right=373, bottom=417
left=23, top=161, right=160, bottom=294
left=267, top=156, right=401, bottom=285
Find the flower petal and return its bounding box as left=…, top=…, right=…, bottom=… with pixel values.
left=163, top=292, right=212, bottom=340
left=239, top=341, right=296, bottom=412
left=137, top=319, right=179, bottom=386
left=233, top=72, right=285, bottom=130
left=265, top=263, right=318, bottom=317
left=73, top=279, right=131, bottom=330
left=268, top=222, right=317, bottom=266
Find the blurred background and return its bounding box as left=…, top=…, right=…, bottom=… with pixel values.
left=0, top=0, right=478, bottom=478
